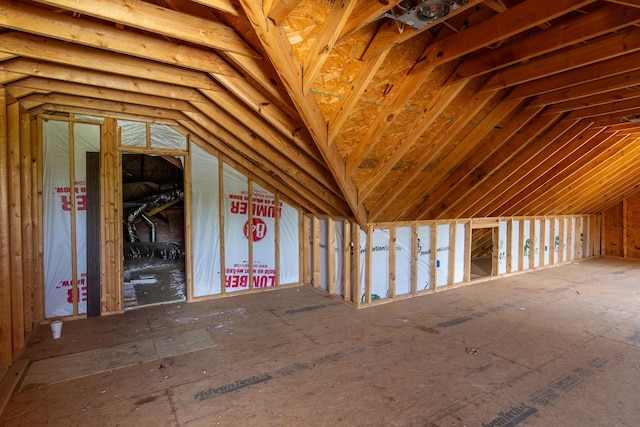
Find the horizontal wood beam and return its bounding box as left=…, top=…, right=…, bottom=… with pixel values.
left=32, top=0, right=260, bottom=58
left=412, top=0, right=596, bottom=76
left=484, top=25, right=640, bottom=92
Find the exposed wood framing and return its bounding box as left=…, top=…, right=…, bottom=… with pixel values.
left=0, top=87, right=12, bottom=372
left=240, top=0, right=367, bottom=227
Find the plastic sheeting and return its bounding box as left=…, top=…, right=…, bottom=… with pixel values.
left=191, top=144, right=298, bottom=296
left=454, top=223, right=466, bottom=283
left=43, top=120, right=99, bottom=318
left=498, top=221, right=507, bottom=275
left=117, top=120, right=186, bottom=150
left=522, top=220, right=531, bottom=270
left=279, top=202, right=299, bottom=285
left=395, top=227, right=412, bottom=296
left=435, top=224, right=450, bottom=288
left=250, top=182, right=276, bottom=290
left=370, top=229, right=390, bottom=300
left=416, top=225, right=431, bottom=291
left=191, top=144, right=221, bottom=297
left=544, top=219, right=551, bottom=266
left=511, top=220, right=520, bottom=272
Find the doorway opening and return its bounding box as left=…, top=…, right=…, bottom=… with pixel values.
left=122, top=154, right=186, bottom=309
left=470, top=227, right=495, bottom=280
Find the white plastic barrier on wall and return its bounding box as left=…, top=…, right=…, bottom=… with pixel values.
left=370, top=228, right=390, bottom=300
left=396, top=227, right=412, bottom=296
left=435, top=224, right=450, bottom=288
left=455, top=223, right=466, bottom=283
left=498, top=221, right=507, bottom=275
left=511, top=220, right=520, bottom=272
left=191, top=143, right=222, bottom=297
left=344, top=215, right=597, bottom=307
left=279, top=202, right=300, bottom=285
left=191, top=142, right=300, bottom=297
left=43, top=120, right=100, bottom=318
left=416, top=225, right=431, bottom=291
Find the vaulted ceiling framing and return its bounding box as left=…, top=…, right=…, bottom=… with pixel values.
left=3, top=0, right=640, bottom=228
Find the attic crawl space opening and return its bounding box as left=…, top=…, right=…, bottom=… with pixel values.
left=41, top=115, right=302, bottom=318
left=470, top=227, right=496, bottom=280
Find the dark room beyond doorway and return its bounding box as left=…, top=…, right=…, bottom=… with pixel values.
left=122, top=154, right=186, bottom=309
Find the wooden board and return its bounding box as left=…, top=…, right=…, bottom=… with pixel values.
left=0, top=359, right=28, bottom=415
left=20, top=328, right=215, bottom=390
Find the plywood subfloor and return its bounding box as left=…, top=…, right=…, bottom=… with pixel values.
left=2, top=257, right=640, bottom=426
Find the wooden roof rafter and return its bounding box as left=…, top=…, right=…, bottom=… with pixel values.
left=518, top=133, right=638, bottom=214
left=466, top=121, right=604, bottom=217
left=370, top=79, right=497, bottom=221
left=490, top=129, right=622, bottom=216
left=239, top=0, right=368, bottom=227
left=452, top=3, right=640, bottom=82
left=411, top=0, right=597, bottom=77
left=409, top=94, right=524, bottom=220
left=427, top=111, right=565, bottom=218
left=302, top=0, right=357, bottom=94
left=445, top=118, right=590, bottom=218
left=32, top=0, right=260, bottom=58
left=483, top=25, right=640, bottom=92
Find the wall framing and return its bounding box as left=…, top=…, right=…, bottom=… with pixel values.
left=305, top=215, right=600, bottom=308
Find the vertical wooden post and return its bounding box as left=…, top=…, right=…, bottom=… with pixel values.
left=575, top=216, right=581, bottom=259
left=430, top=223, right=437, bottom=291
left=529, top=219, right=535, bottom=269
left=464, top=221, right=471, bottom=283
left=623, top=199, right=628, bottom=258
left=274, top=190, right=281, bottom=287
left=68, top=121, right=79, bottom=316
left=506, top=219, right=513, bottom=274
left=343, top=221, right=351, bottom=301
left=549, top=218, right=556, bottom=266
left=351, top=222, right=360, bottom=305
left=297, top=207, right=304, bottom=285
left=410, top=224, right=418, bottom=296
left=566, top=217, right=573, bottom=262
left=327, top=218, right=336, bottom=295
left=558, top=217, right=565, bottom=264
left=538, top=218, right=546, bottom=268
left=0, top=87, right=13, bottom=370
left=302, top=214, right=311, bottom=284
left=183, top=140, right=194, bottom=300
left=594, top=214, right=602, bottom=256
left=218, top=156, right=226, bottom=294
left=312, top=216, right=320, bottom=288
left=247, top=176, right=254, bottom=289
left=101, top=118, right=122, bottom=313
left=388, top=226, right=397, bottom=299
left=448, top=222, right=456, bottom=286
left=33, top=117, right=44, bottom=321
left=19, top=109, right=34, bottom=331
left=7, top=101, right=24, bottom=351
left=492, top=226, right=499, bottom=277
left=365, top=226, right=372, bottom=303
left=518, top=219, right=525, bottom=270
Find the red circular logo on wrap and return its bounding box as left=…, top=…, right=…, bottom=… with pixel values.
left=244, top=218, right=267, bottom=241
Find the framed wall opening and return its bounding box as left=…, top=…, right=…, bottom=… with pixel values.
left=470, top=227, right=495, bottom=280
left=121, top=153, right=186, bottom=309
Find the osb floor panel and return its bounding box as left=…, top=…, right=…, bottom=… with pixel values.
left=3, top=257, right=640, bottom=426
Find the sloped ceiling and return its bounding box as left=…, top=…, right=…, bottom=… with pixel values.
left=3, top=0, right=640, bottom=227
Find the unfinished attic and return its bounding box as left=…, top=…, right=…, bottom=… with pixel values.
left=3, top=0, right=640, bottom=423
